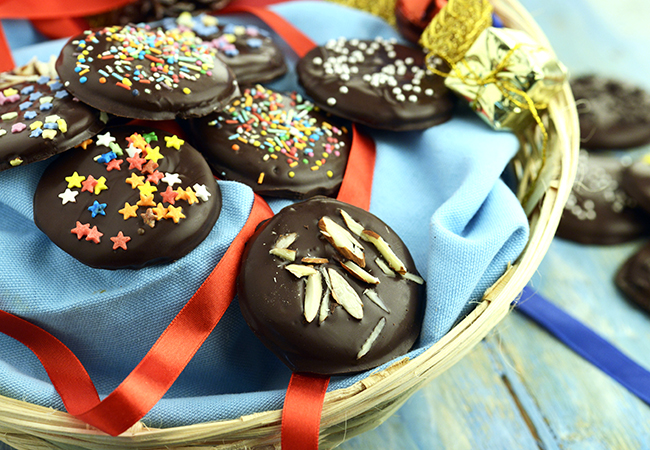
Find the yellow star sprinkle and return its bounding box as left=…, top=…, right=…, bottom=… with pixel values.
left=164, top=135, right=185, bottom=150
left=184, top=187, right=198, bottom=205
left=94, top=176, right=108, bottom=195
left=65, top=171, right=85, bottom=189
left=118, top=202, right=138, bottom=220
left=165, top=205, right=186, bottom=223
left=125, top=173, right=145, bottom=189
left=137, top=181, right=158, bottom=197
left=174, top=186, right=188, bottom=202
left=144, top=145, right=163, bottom=163
left=152, top=203, right=168, bottom=221
left=137, top=193, right=156, bottom=207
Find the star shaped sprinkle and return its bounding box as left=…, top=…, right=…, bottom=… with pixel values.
left=94, top=176, right=108, bottom=195
left=65, top=171, right=85, bottom=189
left=164, top=134, right=185, bottom=150
left=70, top=221, right=90, bottom=239
left=95, top=151, right=116, bottom=164
left=109, top=142, right=123, bottom=157
left=95, top=132, right=116, bottom=147
left=138, top=182, right=158, bottom=197
left=184, top=187, right=198, bottom=205
left=162, top=172, right=182, bottom=187
left=142, top=160, right=159, bottom=174
left=160, top=186, right=177, bottom=205
left=105, top=158, right=123, bottom=171
left=85, top=226, right=103, bottom=244
left=125, top=173, right=145, bottom=189
left=165, top=205, right=186, bottom=223
left=11, top=123, right=26, bottom=133
left=77, top=138, right=93, bottom=149
left=126, top=132, right=147, bottom=150
left=144, top=145, right=163, bottom=163
left=125, top=144, right=140, bottom=158
left=81, top=175, right=98, bottom=193
left=118, top=202, right=138, bottom=220
left=141, top=208, right=157, bottom=228
left=88, top=200, right=107, bottom=218
left=192, top=183, right=211, bottom=202
left=142, top=131, right=158, bottom=143
left=152, top=203, right=168, bottom=220
left=137, top=193, right=156, bottom=207
left=174, top=186, right=188, bottom=202
left=58, top=188, right=79, bottom=205
left=126, top=154, right=147, bottom=171
left=110, top=231, right=131, bottom=251
left=147, top=170, right=165, bottom=184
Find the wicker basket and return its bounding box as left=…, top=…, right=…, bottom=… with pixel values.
left=0, top=0, right=579, bottom=448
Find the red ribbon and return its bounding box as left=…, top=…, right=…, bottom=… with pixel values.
left=282, top=373, right=330, bottom=450
left=0, top=196, right=273, bottom=436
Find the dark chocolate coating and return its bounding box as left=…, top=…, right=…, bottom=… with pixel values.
left=615, top=242, right=650, bottom=315
left=181, top=86, right=351, bottom=199
left=33, top=126, right=221, bottom=269
left=0, top=77, right=105, bottom=171
left=297, top=38, right=454, bottom=131
left=56, top=25, right=239, bottom=120
left=238, top=197, right=424, bottom=375
left=571, top=75, right=650, bottom=150
left=159, top=15, right=287, bottom=85
left=556, top=150, right=650, bottom=245
left=621, top=156, right=650, bottom=214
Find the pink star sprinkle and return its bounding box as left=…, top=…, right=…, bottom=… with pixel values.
left=110, top=231, right=131, bottom=250
left=11, top=123, right=26, bottom=133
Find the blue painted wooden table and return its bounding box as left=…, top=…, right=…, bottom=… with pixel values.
left=340, top=1, right=650, bottom=448
left=2, top=1, right=650, bottom=449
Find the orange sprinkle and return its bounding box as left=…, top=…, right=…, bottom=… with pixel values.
left=232, top=144, right=240, bottom=151
left=99, top=77, right=107, bottom=84
left=145, top=54, right=164, bottom=64
left=116, top=82, right=131, bottom=90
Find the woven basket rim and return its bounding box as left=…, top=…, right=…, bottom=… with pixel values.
left=0, top=0, right=579, bottom=448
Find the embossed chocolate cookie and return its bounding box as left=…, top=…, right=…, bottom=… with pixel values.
left=615, top=242, right=650, bottom=314
left=571, top=75, right=650, bottom=150
left=182, top=85, right=351, bottom=199
left=238, top=197, right=424, bottom=375
left=297, top=37, right=454, bottom=131
left=556, top=150, right=650, bottom=244
left=161, top=13, right=287, bottom=85
left=0, top=76, right=105, bottom=171
left=33, top=126, right=221, bottom=269
left=56, top=25, right=239, bottom=120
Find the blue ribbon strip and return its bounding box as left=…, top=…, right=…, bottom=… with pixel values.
left=515, top=286, right=650, bottom=406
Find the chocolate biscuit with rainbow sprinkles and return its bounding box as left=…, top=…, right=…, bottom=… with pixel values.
left=297, top=37, right=454, bottom=131
left=161, top=13, right=287, bottom=85
left=0, top=76, right=105, bottom=171
left=33, top=126, right=221, bottom=269
left=55, top=25, right=239, bottom=120
left=238, top=197, right=424, bottom=375
left=181, top=85, right=351, bottom=199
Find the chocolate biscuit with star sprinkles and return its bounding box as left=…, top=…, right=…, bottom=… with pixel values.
left=0, top=76, right=105, bottom=171
left=33, top=126, right=221, bottom=269
left=297, top=37, right=454, bottom=131
left=556, top=150, right=650, bottom=245
left=238, top=197, right=424, bottom=375
left=162, top=13, right=287, bottom=85
left=56, top=25, right=239, bottom=120
left=571, top=75, right=650, bottom=150
left=181, top=85, right=351, bottom=199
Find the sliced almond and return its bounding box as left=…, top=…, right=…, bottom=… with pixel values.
left=319, top=216, right=366, bottom=267
left=374, top=257, right=396, bottom=277
left=341, top=260, right=380, bottom=285
left=274, top=232, right=298, bottom=249
left=302, top=257, right=329, bottom=264
left=340, top=209, right=364, bottom=236
left=357, top=317, right=386, bottom=359
left=362, top=230, right=406, bottom=275
left=402, top=272, right=425, bottom=285
left=363, top=289, right=390, bottom=313
left=327, top=268, right=363, bottom=319
left=304, top=271, right=322, bottom=323
left=269, top=247, right=296, bottom=262
left=319, top=287, right=331, bottom=324
left=285, top=264, right=318, bottom=278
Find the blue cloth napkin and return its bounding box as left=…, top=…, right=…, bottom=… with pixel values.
left=0, top=1, right=529, bottom=427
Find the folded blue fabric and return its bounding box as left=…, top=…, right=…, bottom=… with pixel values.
left=0, top=1, right=529, bottom=426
